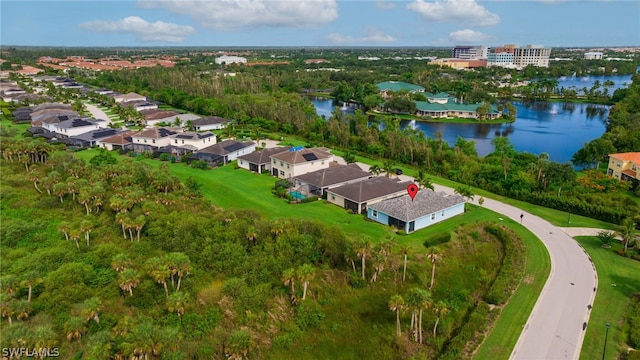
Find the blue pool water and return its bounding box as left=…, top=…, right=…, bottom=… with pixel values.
left=290, top=191, right=307, bottom=200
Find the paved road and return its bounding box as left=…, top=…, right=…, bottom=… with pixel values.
left=347, top=162, right=597, bottom=360
left=84, top=103, right=111, bottom=123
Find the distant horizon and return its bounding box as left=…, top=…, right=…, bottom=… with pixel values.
left=1, top=1, right=638, bottom=48
left=2, top=45, right=639, bottom=50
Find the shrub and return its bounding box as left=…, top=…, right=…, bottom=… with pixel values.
left=299, top=196, right=319, bottom=203
left=349, top=273, right=366, bottom=289
left=295, top=300, right=326, bottom=330
left=424, top=232, right=451, bottom=248
left=397, top=230, right=406, bottom=236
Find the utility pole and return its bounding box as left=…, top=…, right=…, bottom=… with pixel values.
left=602, top=322, right=610, bottom=360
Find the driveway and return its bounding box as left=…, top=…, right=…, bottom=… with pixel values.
left=84, top=103, right=111, bottom=123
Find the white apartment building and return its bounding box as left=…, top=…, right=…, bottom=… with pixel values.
left=452, top=45, right=489, bottom=60
left=215, top=55, right=247, bottom=65
left=584, top=51, right=604, bottom=60
left=513, top=45, right=551, bottom=68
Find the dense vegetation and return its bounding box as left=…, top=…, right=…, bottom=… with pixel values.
left=0, top=121, right=531, bottom=359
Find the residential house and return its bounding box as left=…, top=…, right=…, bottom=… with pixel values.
left=367, top=190, right=465, bottom=233
left=237, top=146, right=291, bottom=173
left=12, top=107, right=33, bottom=123
left=607, top=152, right=640, bottom=183
left=170, top=131, right=216, bottom=150
left=113, top=92, right=146, bottom=103
left=292, top=163, right=372, bottom=198
left=58, top=128, right=124, bottom=148
left=415, top=100, right=501, bottom=119
left=97, top=130, right=138, bottom=151
left=46, top=117, right=108, bottom=138
left=191, top=116, right=233, bottom=131
left=121, top=100, right=158, bottom=112
left=131, top=127, right=179, bottom=151
left=270, top=147, right=333, bottom=179
left=326, top=177, right=411, bottom=214
left=191, top=139, right=256, bottom=165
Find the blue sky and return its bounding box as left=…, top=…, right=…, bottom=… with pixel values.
left=1, top=0, right=639, bottom=47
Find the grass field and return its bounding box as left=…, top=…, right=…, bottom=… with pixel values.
left=576, top=236, right=640, bottom=360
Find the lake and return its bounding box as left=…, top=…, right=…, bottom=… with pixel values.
left=310, top=98, right=608, bottom=163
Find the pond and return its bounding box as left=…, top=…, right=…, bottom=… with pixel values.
left=310, top=98, right=609, bottom=163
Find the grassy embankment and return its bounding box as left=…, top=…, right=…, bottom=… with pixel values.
left=366, top=110, right=514, bottom=125
left=576, top=236, right=640, bottom=360
left=72, top=148, right=551, bottom=358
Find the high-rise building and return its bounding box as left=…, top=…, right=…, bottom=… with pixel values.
left=452, top=45, right=489, bottom=60
left=487, top=44, right=550, bottom=69
left=584, top=51, right=604, bottom=60
left=512, top=45, right=551, bottom=68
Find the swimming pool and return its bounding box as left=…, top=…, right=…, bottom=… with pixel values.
left=290, top=191, right=307, bottom=200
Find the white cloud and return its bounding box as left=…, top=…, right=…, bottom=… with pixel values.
left=407, top=0, right=500, bottom=26
left=328, top=28, right=396, bottom=44
left=448, top=29, right=492, bottom=43
left=375, top=1, right=396, bottom=10
left=140, top=0, right=339, bottom=30
left=80, top=16, right=194, bottom=42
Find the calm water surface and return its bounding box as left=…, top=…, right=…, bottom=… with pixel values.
left=310, top=98, right=609, bottom=163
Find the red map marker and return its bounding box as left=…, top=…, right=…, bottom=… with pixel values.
left=407, top=183, right=418, bottom=201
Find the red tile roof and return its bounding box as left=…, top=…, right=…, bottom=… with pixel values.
left=610, top=152, right=640, bottom=164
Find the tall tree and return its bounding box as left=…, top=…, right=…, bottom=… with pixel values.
left=426, top=247, right=442, bottom=290
left=388, top=294, right=406, bottom=337
left=618, top=217, right=638, bottom=254
left=297, top=264, right=316, bottom=301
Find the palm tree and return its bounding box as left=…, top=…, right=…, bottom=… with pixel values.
left=86, top=330, right=114, bottom=360
left=168, top=253, right=191, bottom=292
left=83, top=297, right=102, bottom=325
left=20, top=270, right=42, bottom=303
left=415, top=170, right=434, bottom=191
left=399, top=245, right=410, bottom=282
left=282, top=268, right=296, bottom=295
left=0, top=293, right=15, bottom=326
left=382, top=159, right=395, bottom=178
left=433, top=301, right=450, bottom=341
left=369, top=164, right=382, bottom=176
left=111, top=253, right=132, bottom=273
left=297, top=264, right=316, bottom=301
left=426, top=247, right=442, bottom=290
left=12, top=299, right=31, bottom=322
left=356, top=238, right=371, bottom=280
left=57, top=221, right=71, bottom=241
left=388, top=295, right=406, bottom=337
left=618, top=217, right=638, bottom=254
left=65, top=316, right=87, bottom=342
left=405, top=287, right=431, bottom=343
left=167, top=291, right=190, bottom=324
left=118, top=269, right=140, bottom=297
left=146, top=257, right=171, bottom=298
left=454, top=186, right=474, bottom=202
left=29, top=325, right=58, bottom=352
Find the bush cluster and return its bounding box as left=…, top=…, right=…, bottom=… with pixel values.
left=423, top=232, right=451, bottom=248
left=483, top=225, right=527, bottom=305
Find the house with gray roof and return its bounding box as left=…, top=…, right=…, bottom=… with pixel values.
left=326, top=176, right=411, bottom=214
left=237, top=146, right=291, bottom=173
left=191, top=116, right=233, bottom=131
left=190, top=139, right=256, bottom=165
left=113, top=92, right=146, bottom=103
left=59, top=128, right=125, bottom=148
left=270, top=147, right=333, bottom=179
left=131, top=127, right=179, bottom=151
left=97, top=130, right=138, bottom=151
left=367, top=190, right=465, bottom=233
left=292, top=163, right=372, bottom=198
left=170, top=131, right=216, bottom=150
left=46, top=117, right=108, bottom=137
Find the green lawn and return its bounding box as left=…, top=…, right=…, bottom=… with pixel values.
left=576, top=236, right=640, bottom=360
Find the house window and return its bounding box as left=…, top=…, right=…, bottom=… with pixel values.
left=372, top=210, right=378, bottom=217
left=174, top=139, right=178, bottom=144
left=331, top=195, right=335, bottom=200
left=152, top=139, right=156, bottom=144
left=431, top=213, right=435, bottom=220
left=280, top=170, right=285, bottom=176
left=144, top=139, right=147, bottom=143
left=280, top=162, right=283, bottom=166
left=273, top=159, right=276, bottom=164
left=633, top=165, right=637, bottom=171
left=617, top=161, right=622, bottom=167
left=287, top=165, right=290, bottom=169
left=182, top=140, right=185, bottom=144
left=240, top=161, right=243, bottom=165
left=441, top=211, right=445, bottom=216
left=322, top=161, right=325, bottom=165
